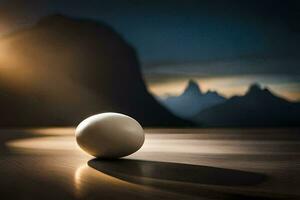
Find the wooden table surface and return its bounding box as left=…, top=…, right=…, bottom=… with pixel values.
left=1, top=128, right=300, bottom=200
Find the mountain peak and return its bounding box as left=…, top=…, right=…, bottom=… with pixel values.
left=245, top=83, right=275, bottom=98
left=182, top=80, right=202, bottom=95
left=161, top=79, right=226, bottom=118
left=247, top=83, right=263, bottom=94
left=249, top=83, right=262, bottom=90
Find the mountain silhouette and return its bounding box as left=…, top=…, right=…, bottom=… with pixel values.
left=193, top=83, right=300, bottom=127
left=160, top=80, right=226, bottom=118
left=0, top=14, right=190, bottom=127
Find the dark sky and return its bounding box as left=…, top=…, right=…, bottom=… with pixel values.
left=0, top=0, right=299, bottom=99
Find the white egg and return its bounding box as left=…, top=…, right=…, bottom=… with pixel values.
left=75, top=112, right=144, bottom=158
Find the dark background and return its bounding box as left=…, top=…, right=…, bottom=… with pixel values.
left=0, top=0, right=299, bottom=127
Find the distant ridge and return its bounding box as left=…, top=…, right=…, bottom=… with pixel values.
left=160, top=80, right=226, bottom=118
left=193, top=83, right=300, bottom=127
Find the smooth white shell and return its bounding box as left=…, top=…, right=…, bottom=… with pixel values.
left=75, top=112, right=144, bottom=158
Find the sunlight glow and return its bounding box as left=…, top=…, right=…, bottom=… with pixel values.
left=0, top=39, right=34, bottom=86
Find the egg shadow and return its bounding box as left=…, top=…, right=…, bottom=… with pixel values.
left=88, top=158, right=267, bottom=199
left=88, top=158, right=265, bottom=186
